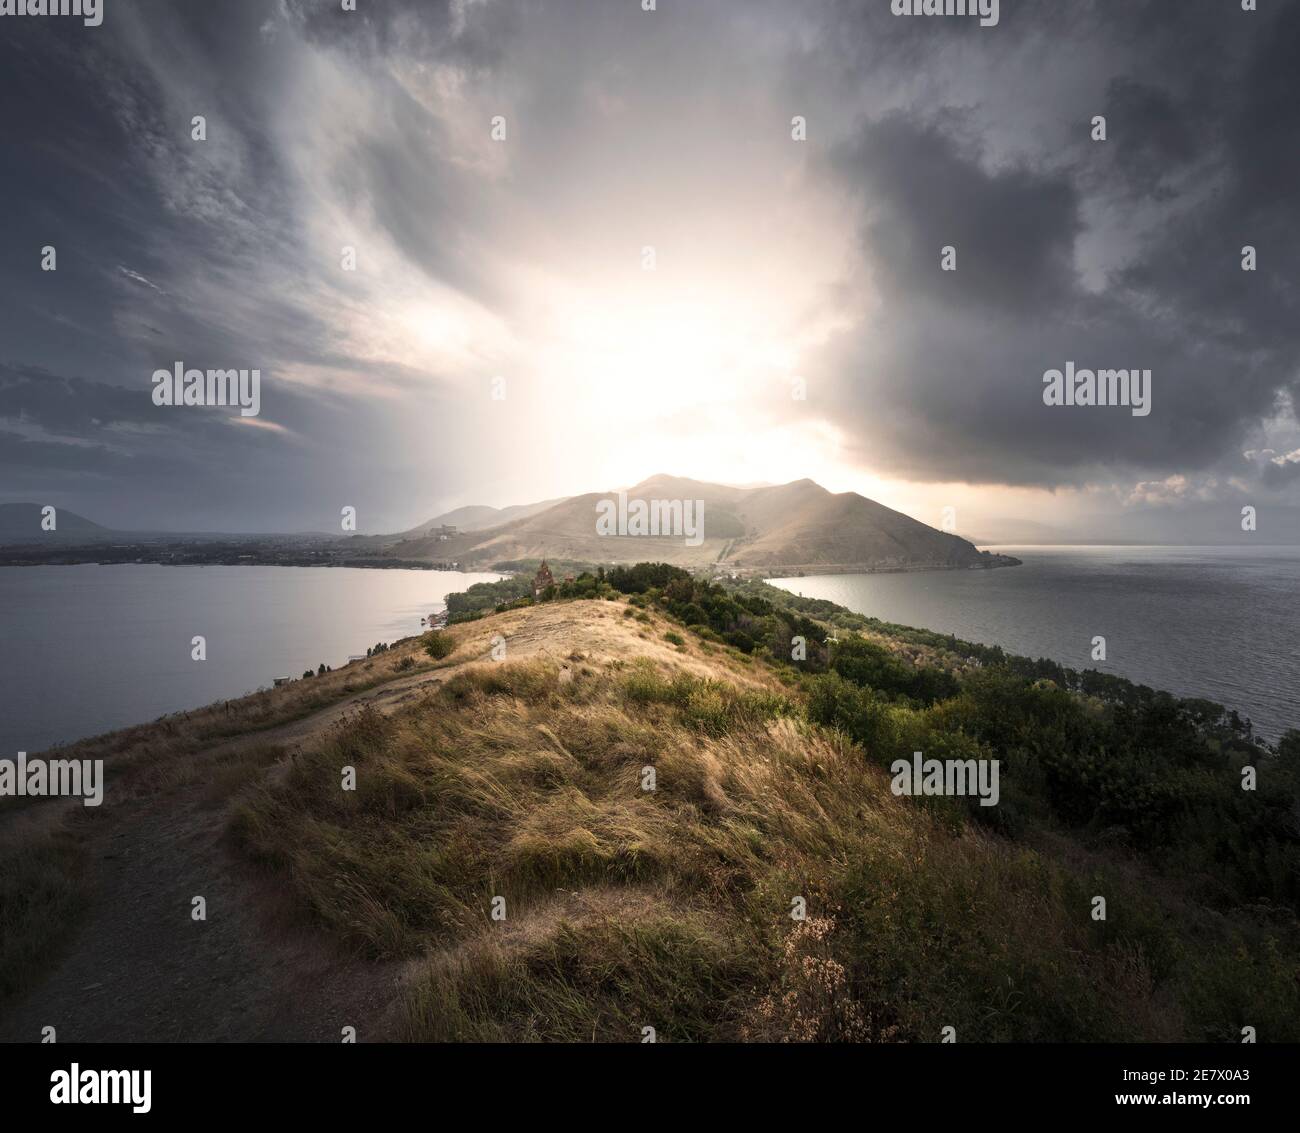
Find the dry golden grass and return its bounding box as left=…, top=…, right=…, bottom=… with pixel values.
left=8, top=598, right=1294, bottom=1042
left=229, top=601, right=1288, bottom=1041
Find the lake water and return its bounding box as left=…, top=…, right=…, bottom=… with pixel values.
left=4, top=552, right=1296, bottom=756
left=771, top=546, right=1299, bottom=741
left=0, top=565, right=500, bottom=755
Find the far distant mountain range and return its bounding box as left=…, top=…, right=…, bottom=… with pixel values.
left=0, top=503, right=108, bottom=542
left=382, top=474, right=1016, bottom=575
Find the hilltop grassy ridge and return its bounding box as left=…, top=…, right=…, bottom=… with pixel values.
left=5, top=566, right=1295, bottom=1040
left=231, top=577, right=1300, bottom=1042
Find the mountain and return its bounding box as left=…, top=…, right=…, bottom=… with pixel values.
left=386, top=474, right=1016, bottom=574
left=394, top=497, right=569, bottom=540
left=0, top=503, right=109, bottom=544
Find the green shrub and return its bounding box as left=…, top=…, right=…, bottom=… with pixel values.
left=805, top=672, right=895, bottom=754
left=424, top=632, right=456, bottom=660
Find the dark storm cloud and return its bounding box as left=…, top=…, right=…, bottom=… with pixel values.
left=1098, top=78, right=1201, bottom=201
left=812, top=0, right=1300, bottom=491
left=1262, top=456, right=1300, bottom=489
left=285, top=0, right=509, bottom=66
left=0, top=0, right=511, bottom=529
left=0, top=357, right=473, bottom=533
left=1, top=0, right=1296, bottom=530
left=832, top=113, right=1082, bottom=316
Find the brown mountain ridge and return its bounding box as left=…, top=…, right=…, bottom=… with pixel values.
left=388, top=475, right=1019, bottom=575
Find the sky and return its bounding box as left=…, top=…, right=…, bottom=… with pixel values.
left=1, top=0, right=1297, bottom=542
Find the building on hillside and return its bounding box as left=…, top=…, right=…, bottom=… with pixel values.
left=532, top=558, right=555, bottom=598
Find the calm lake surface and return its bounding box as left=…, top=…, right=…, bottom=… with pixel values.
left=0, top=565, right=500, bottom=755
left=771, top=545, right=1299, bottom=741
left=5, top=550, right=1296, bottom=755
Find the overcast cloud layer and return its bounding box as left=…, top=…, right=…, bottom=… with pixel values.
left=1, top=0, right=1296, bottom=536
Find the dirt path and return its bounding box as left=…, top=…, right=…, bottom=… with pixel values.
left=0, top=668, right=465, bottom=1043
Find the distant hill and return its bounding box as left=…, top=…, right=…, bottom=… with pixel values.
left=394, top=497, right=569, bottom=540
left=386, top=474, right=1016, bottom=574
left=0, top=503, right=110, bottom=544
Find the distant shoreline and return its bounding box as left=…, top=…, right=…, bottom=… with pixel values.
left=10, top=541, right=1296, bottom=574
left=747, top=555, right=1022, bottom=580
left=0, top=543, right=458, bottom=571
left=0, top=543, right=1022, bottom=575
